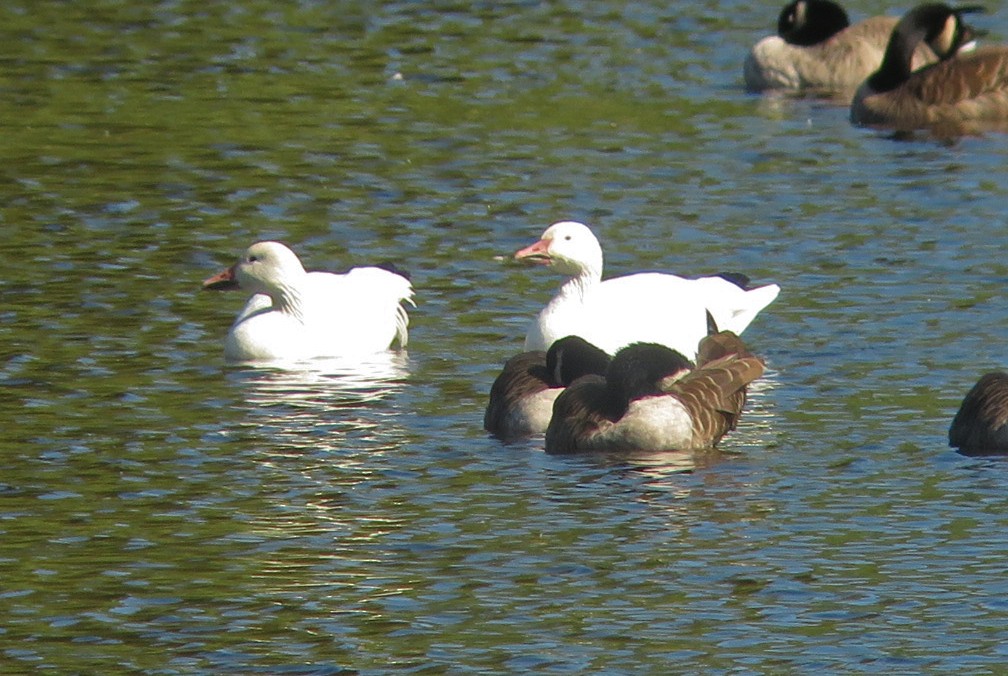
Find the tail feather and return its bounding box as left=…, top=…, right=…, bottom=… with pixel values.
left=394, top=303, right=410, bottom=348
left=696, top=330, right=756, bottom=366
left=373, top=267, right=413, bottom=349
left=391, top=272, right=414, bottom=349
left=667, top=354, right=765, bottom=445
left=710, top=283, right=780, bottom=335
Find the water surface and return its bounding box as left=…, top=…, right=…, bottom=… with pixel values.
left=4, top=0, right=1008, bottom=672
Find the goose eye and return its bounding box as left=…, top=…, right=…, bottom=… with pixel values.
left=248, top=255, right=258, bottom=262
left=564, top=235, right=572, bottom=241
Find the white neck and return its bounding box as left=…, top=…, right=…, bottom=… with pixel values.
left=557, top=262, right=601, bottom=303
left=269, top=278, right=307, bottom=323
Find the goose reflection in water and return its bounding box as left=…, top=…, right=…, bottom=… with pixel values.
left=224, top=352, right=411, bottom=455
left=549, top=446, right=734, bottom=476
left=212, top=355, right=413, bottom=598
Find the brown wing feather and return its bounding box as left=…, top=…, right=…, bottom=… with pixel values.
left=696, top=330, right=755, bottom=366
left=544, top=376, right=610, bottom=454
left=666, top=355, right=766, bottom=446
left=910, top=47, right=1008, bottom=106
left=949, top=372, right=1008, bottom=452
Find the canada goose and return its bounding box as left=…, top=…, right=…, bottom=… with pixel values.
left=515, top=221, right=780, bottom=358
left=745, top=0, right=941, bottom=94
left=851, top=3, right=999, bottom=131
left=949, top=372, right=1008, bottom=454
left=203, top=241, right=414, bottom=363
left=484, top=335, right=611, bottom=441
left=544, top=328, right=765, bottom=454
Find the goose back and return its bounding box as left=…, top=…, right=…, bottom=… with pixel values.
left=663, top=352, right=765, bottom=444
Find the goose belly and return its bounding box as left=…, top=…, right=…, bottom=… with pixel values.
left=501, top=388, right=562, bottom=438
left=586, top=397, right=696, bottom=452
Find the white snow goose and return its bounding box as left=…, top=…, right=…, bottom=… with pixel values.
left=203, top=241, right=414, bottom=363
left=949, top=372, right=1008, bottom=455
left=545, top=328, right=765, bottom=454
left=515, top=221, right=780, bottom=359
left=484, top=335, right=611, bottom=441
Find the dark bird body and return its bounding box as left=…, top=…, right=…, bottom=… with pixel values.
left=950, top=372, right=1008, bottom=454
left=851, top=4, right=1002, bottom=132
left=545, top=330, right=764, bottom=454
left=484, top=336, right=610, bottom=441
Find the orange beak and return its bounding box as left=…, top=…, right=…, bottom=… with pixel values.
left=515, top=238, right=552, bottom=265
left=202, top=264, right=240, bottom=291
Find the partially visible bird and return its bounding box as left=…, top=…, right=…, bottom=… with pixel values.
left=484, top=335, right=610, bottom=441
left=745, top=0, right=942, bottom=95
left=949, top=371, right=1008, bottom=454
left=851, top=3, right=999, bottom=132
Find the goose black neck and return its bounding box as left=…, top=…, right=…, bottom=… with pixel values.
left=869, top=4, right=958, bottom=93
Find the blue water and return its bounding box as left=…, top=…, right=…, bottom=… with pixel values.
left=4, top=0, right=1008, bottom=672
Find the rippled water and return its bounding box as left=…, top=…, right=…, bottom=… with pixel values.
left=5, top=0, right=1008, bottom=672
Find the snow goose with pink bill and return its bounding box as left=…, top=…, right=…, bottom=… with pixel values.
left=515, top=221, right=779, bottom=359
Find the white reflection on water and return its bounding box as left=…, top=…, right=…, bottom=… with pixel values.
left=216, top=353, right=417, bottom=610
left=736, top=367, right=780, bottom=449
left=228, top=352, right=410, bottom=406
left=223, top=351, right=411, bottom=456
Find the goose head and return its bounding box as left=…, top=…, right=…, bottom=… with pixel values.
left=203, top=241, right=308, bottom=300
left=515, top=221, right=604, bottom=278
left=924, top=3, right=985, bottom=58
left=869, top=3, right=984, bottom=92
left=777, top=0, right=850, bottom=46
left=605, top=343, right=694, bottom=419
left=545, top=335, right=612, bottom=386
